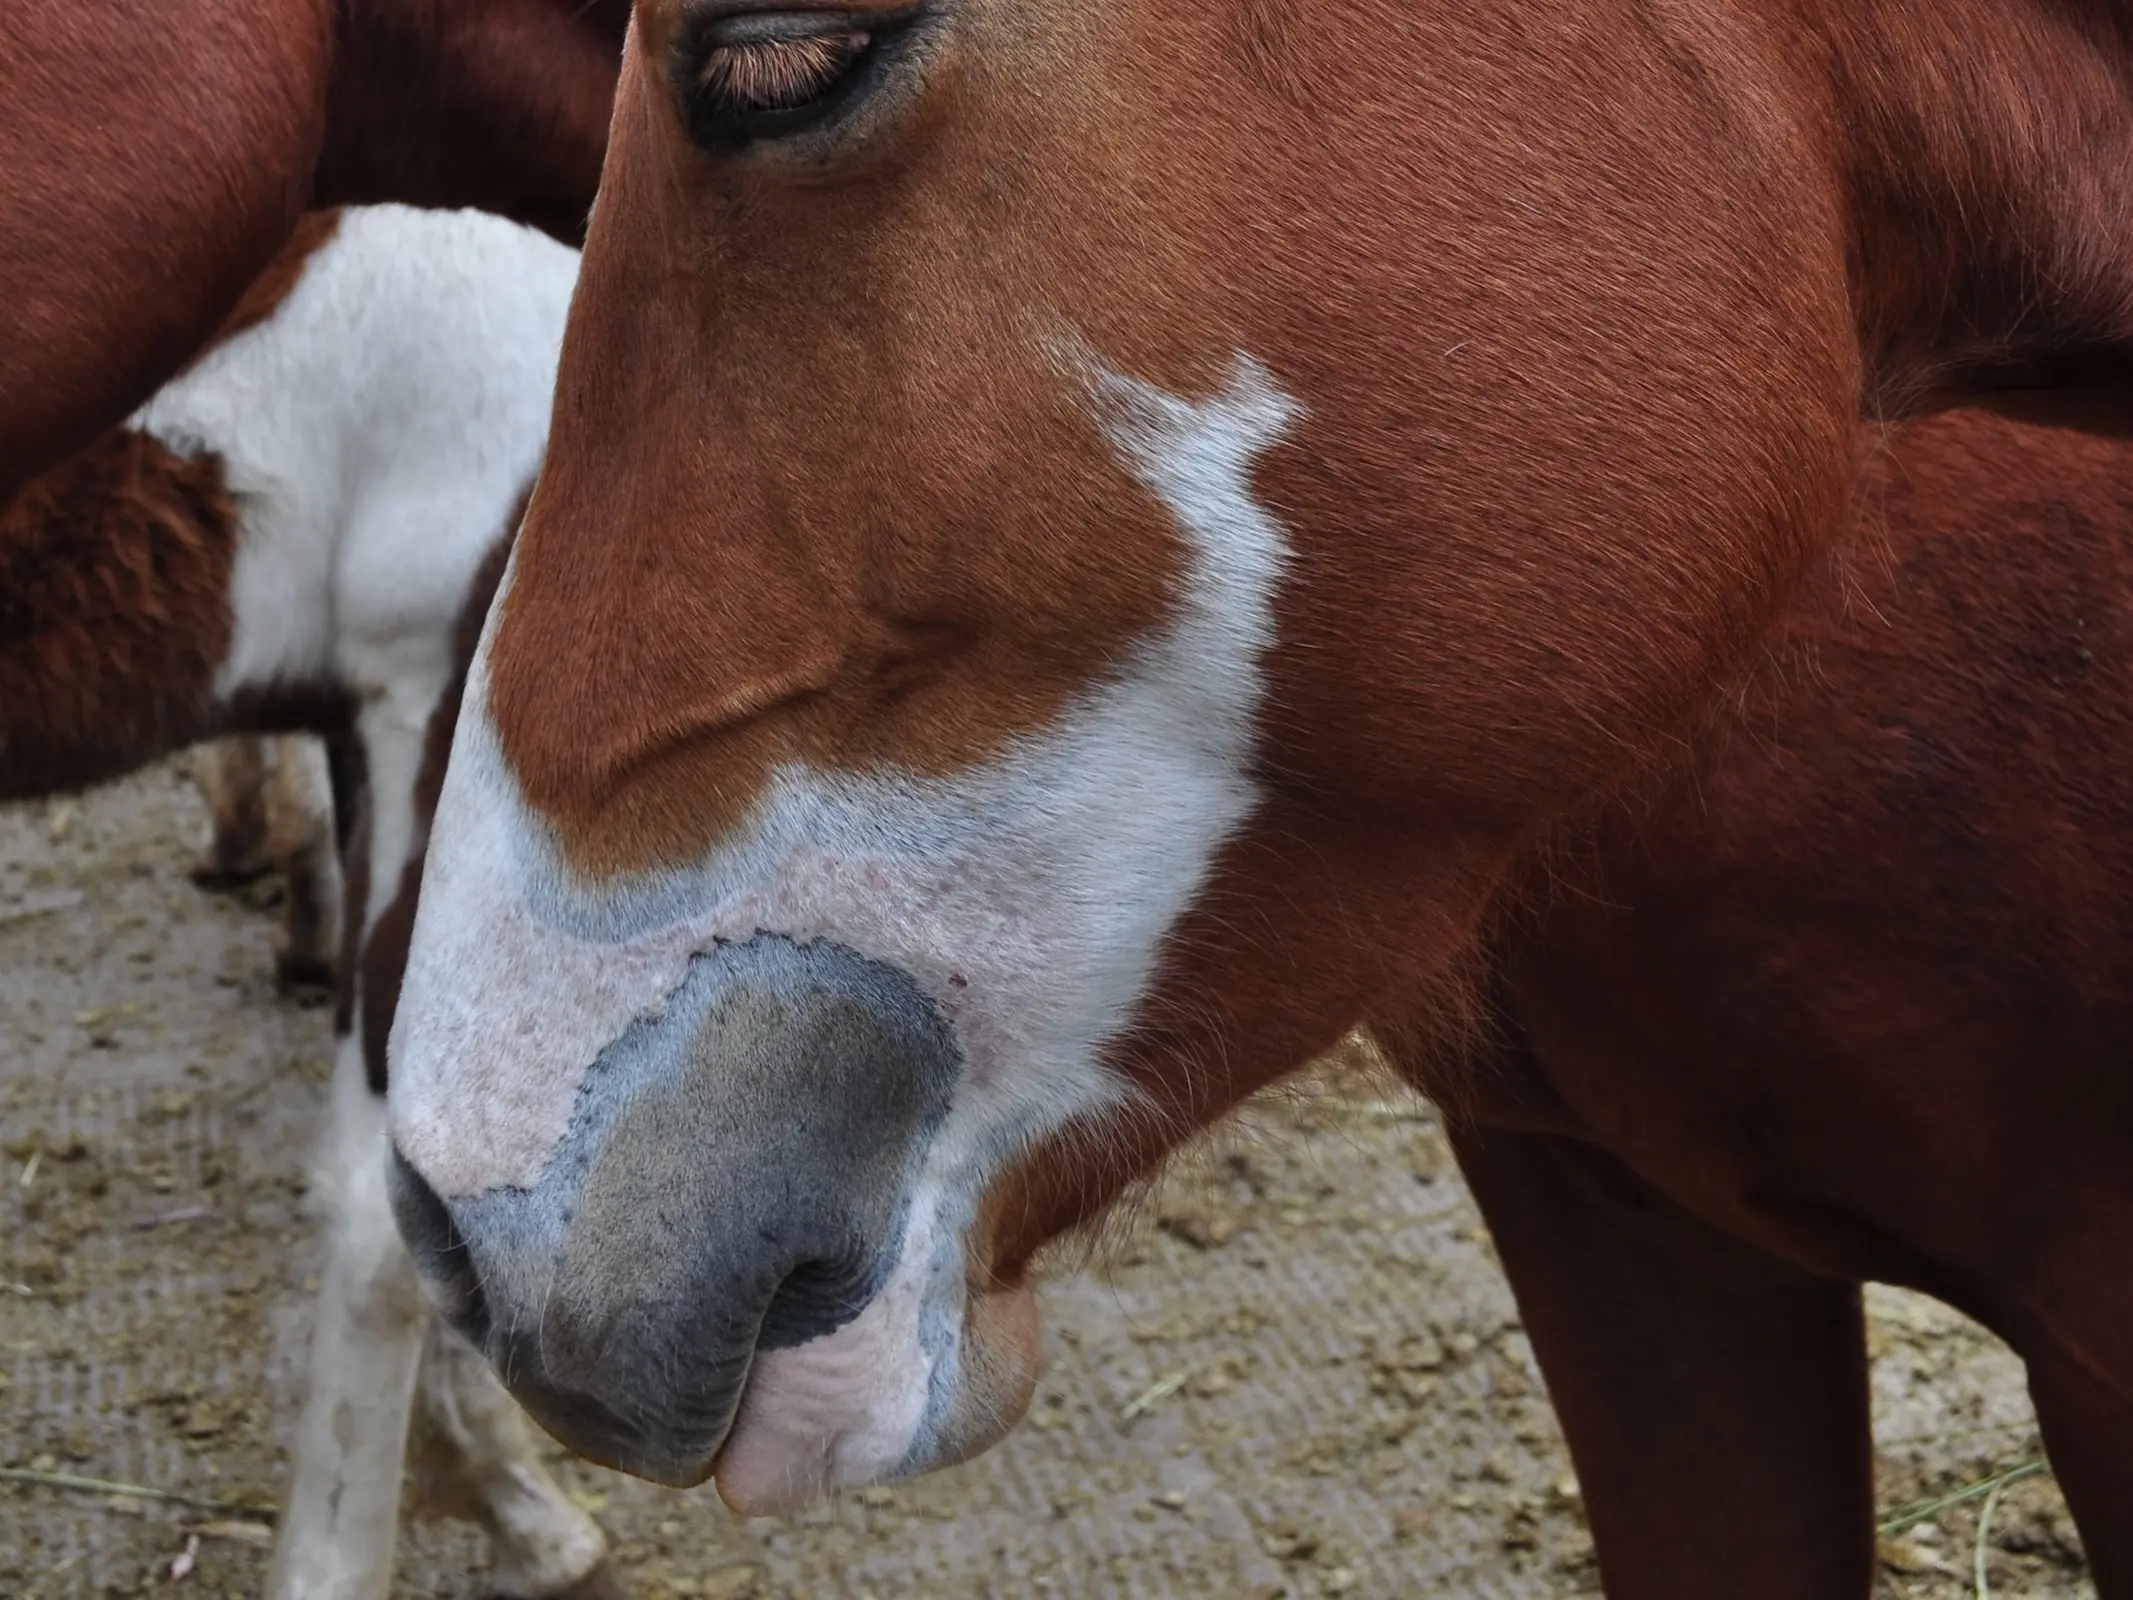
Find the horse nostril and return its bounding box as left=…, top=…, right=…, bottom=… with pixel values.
left=757, top=1250, right=880, bottom=1351
left=387, top=1143, right=491, bottom=1344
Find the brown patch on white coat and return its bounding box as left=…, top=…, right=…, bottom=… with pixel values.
left=0, top=210, right=348, bottom=804
left=0, top=433, right=250, bottom=793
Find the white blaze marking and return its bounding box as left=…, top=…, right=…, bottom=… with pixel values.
left=389, top=347, right=1299, bottom=1477
left=393, top=351, right=1298, bottom=1195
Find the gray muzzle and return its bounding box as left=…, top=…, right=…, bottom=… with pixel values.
left=388, top=933, right=959, bottom=1484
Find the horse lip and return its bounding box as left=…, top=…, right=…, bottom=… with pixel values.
left=508, top=1361, right=733, bottom=1489
left=485, top=1306, right=761, bottom=1490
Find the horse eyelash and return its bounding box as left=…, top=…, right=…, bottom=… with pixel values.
left=696, top=32, right=871, bottom=114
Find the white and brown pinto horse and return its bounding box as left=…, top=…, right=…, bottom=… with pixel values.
left=0, top=0, right=626, bottom=508
left=3, top=209, right=609, bottom=1600
left=386, top=2, right=2133, bottom=1593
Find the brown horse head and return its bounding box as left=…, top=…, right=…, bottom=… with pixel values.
left=388, top=0, right=2133, bottom=1508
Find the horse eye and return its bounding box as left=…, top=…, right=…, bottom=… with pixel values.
left=687, top=19, right=878, bottom=147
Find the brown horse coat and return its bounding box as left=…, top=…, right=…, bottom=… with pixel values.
left=383, top=3, right=2133, bottom=1591
left=1453, top=407, right=2133, bottom=1592
left=0, top=0, right=625, bottom=505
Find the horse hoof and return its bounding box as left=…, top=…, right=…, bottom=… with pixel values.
left=273, top=948, right=338, bottom=991
left=189, top=857, right=272, bottom=893
left=493, top=1561, right=628, bottom=1600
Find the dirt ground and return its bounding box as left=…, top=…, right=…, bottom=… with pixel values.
left=0, top=760, right=2095, bottom=1598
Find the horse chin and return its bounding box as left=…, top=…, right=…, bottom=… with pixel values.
left=920, top=1277, right=1044, bottom=1469
left=712, top=1280, right=1041, bottom=1516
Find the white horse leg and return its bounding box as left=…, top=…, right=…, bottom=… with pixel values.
left=407, top=1320, right=618, bottom=1599
left=264, top=1038, right=428, bottom=1600
left=271, top=580, right=613, bottom=1597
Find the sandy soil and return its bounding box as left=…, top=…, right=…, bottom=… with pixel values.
left=0, top=761, right=2094, bottom=1598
